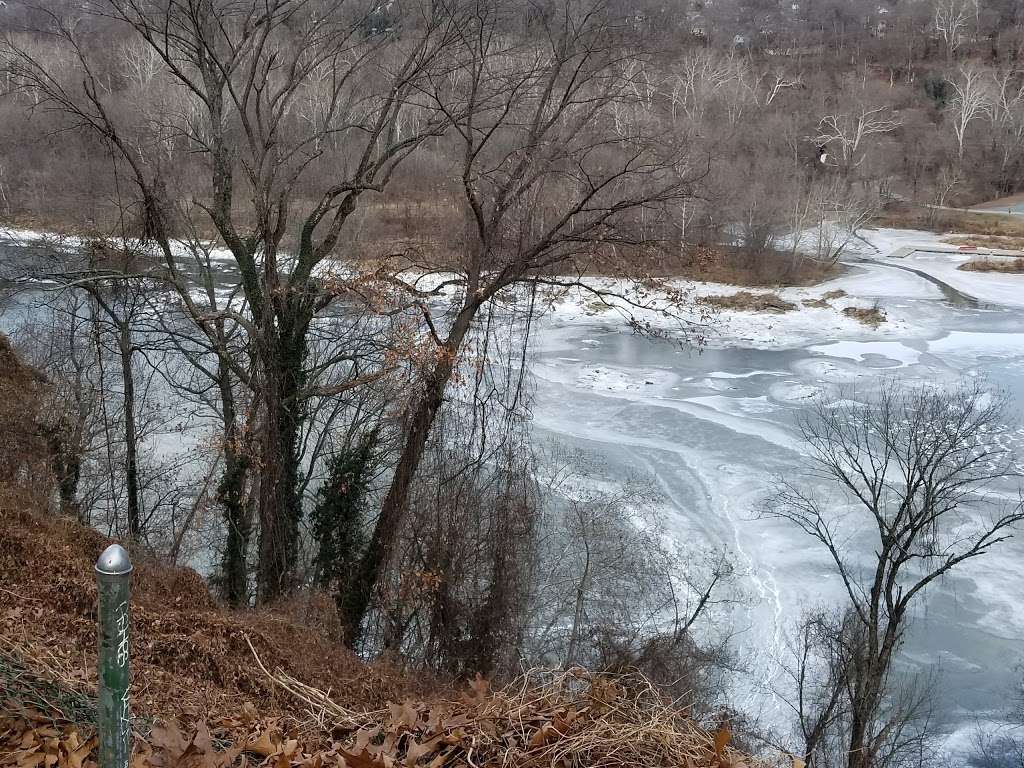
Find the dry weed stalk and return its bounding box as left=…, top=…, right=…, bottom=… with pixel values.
left=0, top=638, right=96, bottom=730
left=247, top=636, right=759, bottom=768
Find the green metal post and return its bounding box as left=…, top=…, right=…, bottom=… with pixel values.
left=95, top=544, right=133, bottom=768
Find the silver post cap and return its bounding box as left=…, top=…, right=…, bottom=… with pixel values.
left=95, top=544, right=133, bottom=576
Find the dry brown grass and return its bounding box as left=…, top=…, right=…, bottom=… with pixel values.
left=945, top=235, right=1024, bottom=251
left=958, top=258, right=1024, bottom=273
left=875, top=204, right=1024, bottom=237
left=842, top=305, right=887, bottom=327
left=0, top=504, right=762, bottom=768
left=250, top=659, right=759, bottom=768
left=673, top=246, right=840, bottom=287
left=700, top=291, right=796, bottom=313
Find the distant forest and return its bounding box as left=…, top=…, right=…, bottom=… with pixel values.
left=0, top=0, right=1022, bottom=264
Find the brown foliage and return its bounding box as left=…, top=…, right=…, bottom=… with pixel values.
left=0, top=334, right=52, bottom=496
left=0, top=503, right=415, bottom=726
left=3, top=669, right=761, bottom=768
left=699, top=292, right=797, bottom=313
left=875, top=205, right=1024, bottom=238
left=945, top=235, right=1024, bottom=252
left=841, top=306, right=887, bottom=327
left=958, top=258, right=1024, bottom=273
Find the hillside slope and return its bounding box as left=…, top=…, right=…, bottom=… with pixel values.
left=0, top=334, right=762, bottom=768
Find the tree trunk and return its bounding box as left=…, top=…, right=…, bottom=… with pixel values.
left=847, top=707, right=871, bottom=768
left=255, top=327, right=306, bottom=604
left=566, top=546, right=591, bottom=669
left=220, top=445, right=251, bottom=606
left=340, top=306, right=476, bottom=646
left=846, top=662, right=885, bottom=768
left=118, top=323, right=141, bottom=541
left=217, top=358, right=251, bottom=607
left=43, top=419, right=83, bottom=522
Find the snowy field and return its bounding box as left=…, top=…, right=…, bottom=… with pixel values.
left=530, top=227, right=1024, bottom=752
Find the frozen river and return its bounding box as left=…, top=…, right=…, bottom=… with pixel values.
left=530, top=237, right=1024, bottom=745
left=3, top=225, right=1022, bottom=750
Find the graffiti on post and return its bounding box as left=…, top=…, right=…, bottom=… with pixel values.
left=96, top=545, right=132, bottom=768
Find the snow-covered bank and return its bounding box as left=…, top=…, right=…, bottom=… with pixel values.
left=540, top=262, right=935, bottom=350
left=538, top=225, right=1024, bottom=350
left=847, top=226, right=1024, bottom=309
left=530, top=228, right=1024, bottom=744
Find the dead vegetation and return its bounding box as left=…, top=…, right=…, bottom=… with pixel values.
left=673, top=246, right=840, bottom=287
left=250, top=662, right=755, bottom=768
left=803, top=289, right=849, bottom=309
left=958, top=258, right=1024, bottom=273
left=842, top=305, right=887, bottom=327
left=2, top=663, right=756, bottom=768
left=699, top=291, right=797, bottom=313
left=0, top=501, right=416, bottom=725
left=0, top=335, right=52, bottom=493
left=944, top=235, right=1024, bottom=251
left=0, top=507, right=761, bottom=768
left=875, top=204, right=1024, bottom=238
left=0, top=475, right=759, bottom=768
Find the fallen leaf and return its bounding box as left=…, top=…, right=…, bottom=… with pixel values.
left=246, top=730, right=279, bottom=758
left=66, top=736, right=96, bottom=768
left=339, top=748, right=389, bottom=768
left=405, top=735, right=444, bottom=767
left=713, top=727, right=731, bottom=761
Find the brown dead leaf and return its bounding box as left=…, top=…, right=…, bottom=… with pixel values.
left=339, top=748, right=389, bottom=768
left=150, top=722, right=191, bottom=760
left=469, top=675, right=488, bottom=700
left=404, top=735, right=444, bottom=767
left=246, top=730, right=280, bottom=758
left=65, top=735, right=96, bottom=768
left=426, top=748, right=452, bottom=768
left=713, top=727, right=731, bottom=761
left=388, top=702, right=419, bottom=732
left=17, top=750, right=45, bottom=768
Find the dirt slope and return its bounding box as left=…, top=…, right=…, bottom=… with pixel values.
left=0, top=501, right=410, bottom=724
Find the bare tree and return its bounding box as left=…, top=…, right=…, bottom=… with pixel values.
left=987, top=69, right=1024, bottom=196
left=339, top=0, right=694, bottom=645
left=815, top=106, right=901, bottom=174
left=786, top=178, right=878, bottom=265
left=766, top=379, right=1024, bottom=768
left=522, top=452, right=739, bottom=704
left=948, top=64, right=992, bottom=163
left=3, top=0, right=464, bottom=601
left=933, top=0, right=974, bottom=59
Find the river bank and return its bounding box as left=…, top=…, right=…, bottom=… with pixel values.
left=3, top=223, right=1024, bottom=760
left=529, top=226, right=1024, bottom=757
